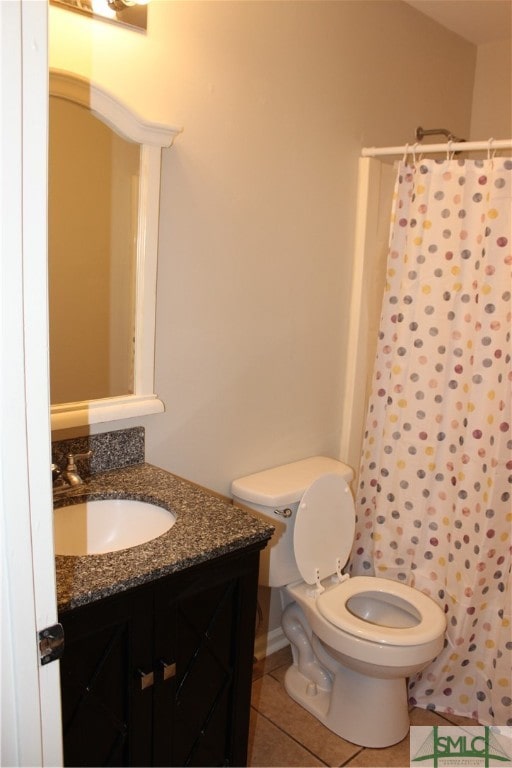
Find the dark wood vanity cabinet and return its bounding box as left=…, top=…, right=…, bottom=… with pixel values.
left=58, top=544, right=262, bottom=767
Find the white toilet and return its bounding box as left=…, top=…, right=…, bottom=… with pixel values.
left=232, top=457, right=446, bottom=748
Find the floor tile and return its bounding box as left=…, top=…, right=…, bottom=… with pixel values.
left=248, top=707, right=326, bottom=767
left=251, top=673, right=361, bottom=767
left=409, top=708, right=456, bottom=727
left=345, top=709, right=448, bottom=767
left=249, top=648, right=484, bottom=768
left=343, top=738, right=410, bottom=768
left=437, top=711, right=480, bottom=727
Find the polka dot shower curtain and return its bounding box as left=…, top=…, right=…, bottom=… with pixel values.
left=350, top=156, right=511, bottom=726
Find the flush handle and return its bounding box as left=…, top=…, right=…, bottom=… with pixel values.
left=274, top=508, right=292, bottom=518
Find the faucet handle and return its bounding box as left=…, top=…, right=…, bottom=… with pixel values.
left=51, top=462, right=69, bottom=492
left=65, top=450, right=93, bottom=471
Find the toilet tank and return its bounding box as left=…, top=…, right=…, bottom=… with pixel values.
left=231, top=457, right=354, bottom=587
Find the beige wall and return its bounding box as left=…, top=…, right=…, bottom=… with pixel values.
left=49, top=1, right=476, bottom=494
left=470, top=38, right=511, bottom=139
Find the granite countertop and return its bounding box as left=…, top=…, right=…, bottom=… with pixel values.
left=55, top=463, right=273, bottom=614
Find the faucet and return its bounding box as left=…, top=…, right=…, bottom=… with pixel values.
left=52, top=451, right=93, bottom=494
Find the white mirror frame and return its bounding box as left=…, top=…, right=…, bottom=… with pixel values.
left=49, top=70, right=181, bottom=430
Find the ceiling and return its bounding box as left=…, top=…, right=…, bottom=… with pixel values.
left=404, top=0, right=512, bottom=44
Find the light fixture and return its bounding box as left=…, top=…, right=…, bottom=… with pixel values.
left=51, top=0, right=148, bottom=31
left=107, top=0, right=148, bottom=11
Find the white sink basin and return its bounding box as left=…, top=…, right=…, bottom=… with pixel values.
left=54, top=498, right=175, bottom=556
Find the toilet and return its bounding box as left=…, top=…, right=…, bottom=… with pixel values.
left=231, top=457, right=446, bottom=748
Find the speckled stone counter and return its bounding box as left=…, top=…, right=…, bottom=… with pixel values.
left=55, top=462, right=273, bottom=614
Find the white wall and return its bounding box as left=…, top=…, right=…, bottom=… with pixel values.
left=49, top=1, right=476, bottom=495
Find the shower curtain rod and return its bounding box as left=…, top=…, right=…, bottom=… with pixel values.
left=362, top=138, right=512, bottom=158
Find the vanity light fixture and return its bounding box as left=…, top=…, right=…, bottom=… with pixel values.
left=51, top=0, right=148, bottom=31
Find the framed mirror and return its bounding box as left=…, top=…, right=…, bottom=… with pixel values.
left=49, top=70, right=180, bottom=430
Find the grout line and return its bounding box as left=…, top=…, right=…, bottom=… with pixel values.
left=268, top=668, right=287, bottom=682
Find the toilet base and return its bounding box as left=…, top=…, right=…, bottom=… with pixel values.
left=284, top=657, right=410, bottom=748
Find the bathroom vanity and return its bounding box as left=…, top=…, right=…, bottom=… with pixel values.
left=53, top=430, right=273, bottom=767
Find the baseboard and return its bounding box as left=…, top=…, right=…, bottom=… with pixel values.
left=254, top=627, right=289, bottom=661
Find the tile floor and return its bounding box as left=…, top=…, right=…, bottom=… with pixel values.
left=248, top=646, right=480, bottom=768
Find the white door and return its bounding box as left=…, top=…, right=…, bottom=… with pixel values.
left=1, top=1, right=63, bottom=765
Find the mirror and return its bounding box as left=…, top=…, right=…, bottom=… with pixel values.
left=49, top=96, right=139, bottom=403
left=49, top=70, right=180, bottom=430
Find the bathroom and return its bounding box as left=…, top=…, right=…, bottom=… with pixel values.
left=2, top=0, right=511, bottom=765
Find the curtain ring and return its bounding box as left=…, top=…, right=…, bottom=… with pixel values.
left=402, top=143, right=410, bottom=164
left=412, top=142, right=420, bottom=165
left=446, top=139, right=454, bottom=160
left=487, top=137, right=496, bottom=161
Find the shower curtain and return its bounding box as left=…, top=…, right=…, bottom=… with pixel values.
left=350, top=155, right=511, bottom=726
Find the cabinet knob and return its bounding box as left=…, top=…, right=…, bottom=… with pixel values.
left=160, top=659, right=176, bottom=682
left=137, top=668, right=155, bottom=690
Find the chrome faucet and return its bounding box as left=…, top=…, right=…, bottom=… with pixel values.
left=52, top=451, right=92, bottom=494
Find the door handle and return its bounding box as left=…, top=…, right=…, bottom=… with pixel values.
left=160, top=659, right=176, bottom=682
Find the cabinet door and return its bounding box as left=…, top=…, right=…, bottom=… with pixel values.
left=59, top=588, right=153, bottom=767
left=153, top=550, right=260, bottom=767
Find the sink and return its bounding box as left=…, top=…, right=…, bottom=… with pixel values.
left=54, top=498, right=176, bottom=556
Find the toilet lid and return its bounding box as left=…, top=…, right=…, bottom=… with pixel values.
left=294, top=473, right=355, bottom=585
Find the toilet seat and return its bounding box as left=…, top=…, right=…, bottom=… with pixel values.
left=316, top=576, right=446, bottom=646
left=294, top=473, right=354, bottom=585
left=290, top=471, right=445, bottom=647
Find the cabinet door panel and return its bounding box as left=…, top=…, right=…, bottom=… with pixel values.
left=59, top=589, right=153, bottom=767
left=154, top=550, right=260, bottom=767
left=175, top=578, right=235, bottom=766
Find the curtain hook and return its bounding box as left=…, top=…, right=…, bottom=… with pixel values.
left=487, top=137, right=495, bottom=161
left=402, top=143, right=410, bottom=164
left=446, top=139, right=454, bottom=161
left=412, top=142, right=420, bottom=165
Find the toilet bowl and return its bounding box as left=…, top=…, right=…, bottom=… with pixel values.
left=232, top=457, right=446, bottom=748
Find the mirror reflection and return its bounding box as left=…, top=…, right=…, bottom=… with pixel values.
left=48, top=96, right=140, bottom=404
